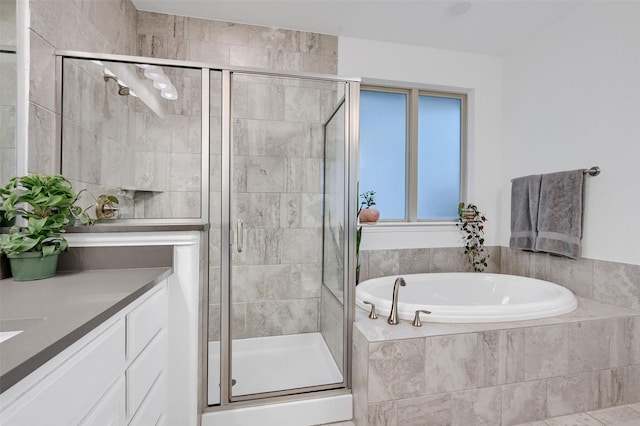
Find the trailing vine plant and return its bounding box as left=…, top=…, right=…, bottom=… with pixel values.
left=456, top=202, right=490, bottom=272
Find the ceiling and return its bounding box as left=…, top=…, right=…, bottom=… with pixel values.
left=130, top=0, right=585, bottom=56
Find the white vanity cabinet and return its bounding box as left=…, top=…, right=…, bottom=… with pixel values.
left=0, top=281, right=168, bottom=426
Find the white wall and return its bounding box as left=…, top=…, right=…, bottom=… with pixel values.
left=338, top=37, right=503, bottom=250
left=502, top=2, right=640, bottom=265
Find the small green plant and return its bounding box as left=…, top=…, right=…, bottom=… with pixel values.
left=0, top=175, right=95, bottom=258
left=359, top=191, right=376, bottom=210
left=356, top=191, right=377, bottom=280
left=456, top=202, right=490, bottom=272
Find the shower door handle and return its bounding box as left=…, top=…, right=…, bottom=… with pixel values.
left=236, top=219, right=244, bottom=253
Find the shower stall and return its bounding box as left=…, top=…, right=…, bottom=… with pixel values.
left=56, top=52, right=359, bottom=417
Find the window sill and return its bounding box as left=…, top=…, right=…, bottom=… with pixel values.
left=359, top=221, right=462, bottom=250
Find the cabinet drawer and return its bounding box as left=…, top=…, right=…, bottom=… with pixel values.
left=79, top=376, right=125, bottom=426
left=128, top=374, right=165, bottom=426
left=127, top=330, right=166, bottom=419
left=2, top=320, right=125, bottom=426
left=126, top=286, right=166, bottom=360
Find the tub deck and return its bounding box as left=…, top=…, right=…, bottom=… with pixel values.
left=353, top=296, right=640, bottom=426
left=355, top=296, right=637, bottom=341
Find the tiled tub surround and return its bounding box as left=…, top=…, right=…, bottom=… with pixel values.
left=501, top=247, right=640, bottom=312
left=353, top=298, right=640, bottom=426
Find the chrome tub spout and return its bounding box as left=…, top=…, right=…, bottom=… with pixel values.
left=388, top=277, right=407, bottom=325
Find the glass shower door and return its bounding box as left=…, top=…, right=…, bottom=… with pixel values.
left=228, top=72, right=345, bottom=399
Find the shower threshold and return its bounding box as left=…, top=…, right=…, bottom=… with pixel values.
left=208, top=332, right=343, bottom=405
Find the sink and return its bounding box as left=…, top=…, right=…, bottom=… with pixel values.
left=0, top=317, right=45, bottom=343
left=0, top=330, right=23, bottom=343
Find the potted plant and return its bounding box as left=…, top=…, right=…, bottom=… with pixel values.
left=456, top=202, right=490, bottom=272
left=358, top=190, right=379, bottom=224
left=0, top=174, right=95, bottom=281
left=356, top=190, right=378, bottom=284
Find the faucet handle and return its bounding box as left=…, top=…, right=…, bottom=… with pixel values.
left=412, top=310, right=432, bottom=327
left=363, top=301, right=378, bottom=319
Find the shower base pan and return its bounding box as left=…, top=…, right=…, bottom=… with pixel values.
left=207, top=332, right=343, bottom=404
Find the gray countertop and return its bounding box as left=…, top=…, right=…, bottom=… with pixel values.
left=0, top=267, right=173, bottom=393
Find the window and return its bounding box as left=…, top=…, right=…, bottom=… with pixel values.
left=359, top=86, right=466, bottom=221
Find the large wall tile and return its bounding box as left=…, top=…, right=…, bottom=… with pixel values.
left=524, top=324, right=569, bottom=380
left=368, top=339, right=425, bottom=402
left=300, top=32, right=338, bottom=56
left=611, top=317, right=640, bottom=367
left=367, top=250, right=400, bottom=279
left=244, top=299, right=318, bottom=337
left=424, top=333, right=478, bottom=394
left=245, top=156, right=286, bottom=193
left=396, top=394, right=451, bottom=426
left=28, top=102, right=57, bottom=175
left=188, top=39, right=230, bottom=65
left=209, top=20, right=250, bottom=45
left=501, top=380, right=547, bottom=426
left=430, top=247, right=472, bottom=273
left=451, top=386, right=501, bottom=426
left=398, top=248, right=431, bottom=274
left=233, top=192, right=281, bottom=229
left=352, top=326, right=370, bottom=426
left=594, top=260, right=640, bottom=311
left=232, top=228, right=283, bottom=266
left=283, top=229, right=321, bottom=264
left=617, top=364, right=640, bottom=404
left=546, top=372, right=596, bottom=417
left=568, top=320, right=612, bottom=374
left=29, top=31, right=56, bottom=111
left=367, top=400, right=397, bottom=426
left=477, top=328, right=525, bottom=387
left=547, top=256, right=594, bottom=298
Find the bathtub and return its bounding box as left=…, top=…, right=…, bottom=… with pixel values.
left=356, top=273, right=577, bottom=323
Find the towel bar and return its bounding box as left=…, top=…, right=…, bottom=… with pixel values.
left=584, top=166, right=600, bottom=176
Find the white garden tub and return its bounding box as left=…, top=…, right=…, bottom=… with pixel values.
left=356, top=273, right=577, bottom=323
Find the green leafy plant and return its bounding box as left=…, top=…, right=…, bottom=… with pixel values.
left=456, top=202, right=490, bottom=272
left=360, top=190, right=376, bottom=209
left=0, top=175, right=95, bottom=258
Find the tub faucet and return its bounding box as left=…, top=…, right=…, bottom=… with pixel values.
left=388, top=277, right=407, bottom=325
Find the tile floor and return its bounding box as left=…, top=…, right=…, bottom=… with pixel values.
left=322, top=402, right=640, bottom=425
left=517, top=402, right=640, bottom=426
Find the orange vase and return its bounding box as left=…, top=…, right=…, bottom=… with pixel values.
left=359, top=208, right=380, bottom=224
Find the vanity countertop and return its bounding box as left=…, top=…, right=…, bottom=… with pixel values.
left=0, top=267, right=172, bottom=393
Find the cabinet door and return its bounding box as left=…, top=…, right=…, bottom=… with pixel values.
left=128, top=375, right=165, bottom=426
left=127, top=330, right=166, bottom=419
left=2, top=320, right=125, bottom=426
left=126, top=286, right=167, bottom=361
left=79, top=376, right=126, bottom=426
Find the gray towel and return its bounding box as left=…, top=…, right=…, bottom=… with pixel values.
left=534, top=169, right=585, bottom=259
left=510, top=174, right=542, bottom=251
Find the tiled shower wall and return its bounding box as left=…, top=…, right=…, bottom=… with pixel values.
left=135, top=11, right=339, bottom=340
left=0, top=0, right=16, bottom=185
left=28, top=0, right=138, bottom=175
left=360, top=246, right=640, bottom=311
left=61, top=59, right=203, bottom=219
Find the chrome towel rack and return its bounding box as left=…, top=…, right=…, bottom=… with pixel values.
left=584, top=166, right=601, bottom=176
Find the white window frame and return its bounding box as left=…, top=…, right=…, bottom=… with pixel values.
left=360, top=85, right=468, bottom=222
